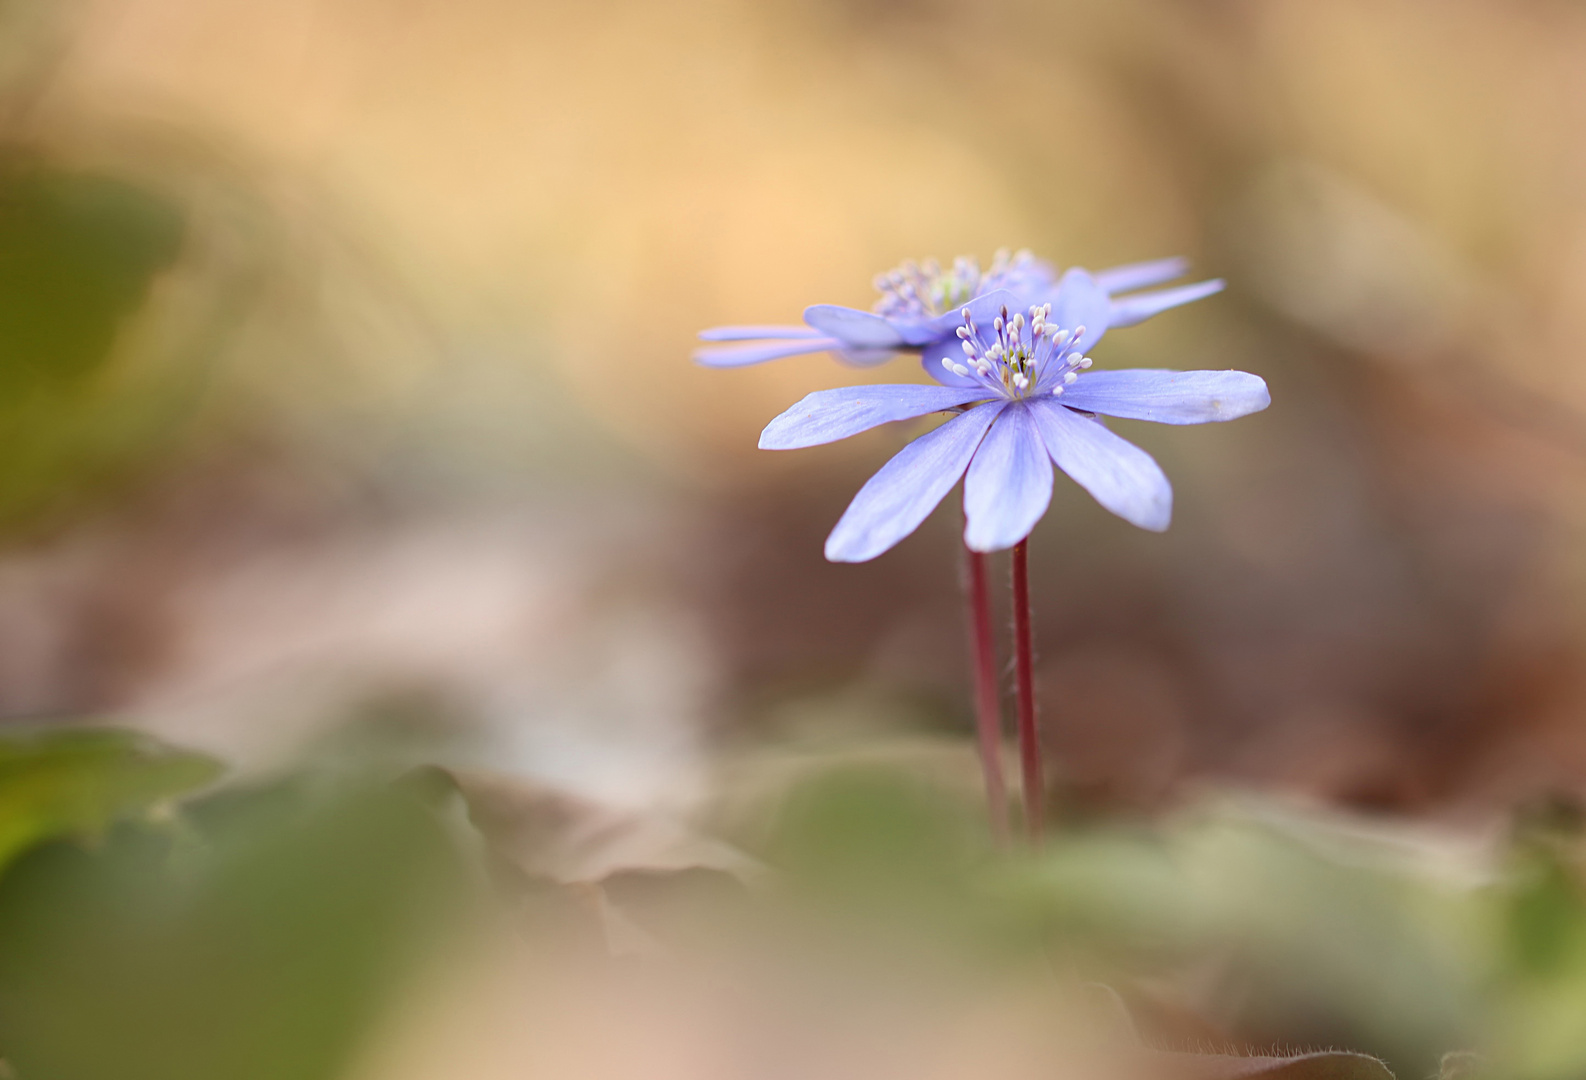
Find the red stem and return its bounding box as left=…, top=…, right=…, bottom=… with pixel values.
left=1011, top=539, right=1043, bottom=842
left=963, top=541, right=1009, bottom=847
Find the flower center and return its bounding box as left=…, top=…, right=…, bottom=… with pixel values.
left=872, top=248, right=1039, bottom=319
left=940, top=303, right=1092, bottom=400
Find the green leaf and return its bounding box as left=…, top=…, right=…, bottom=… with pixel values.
left=0, top=158, right=183, bottom=392
left=0, top=727, right=223, bottom=873
left=0, top=779, right=463, bottom=1080
left=0, top=155, right=202, bottom=523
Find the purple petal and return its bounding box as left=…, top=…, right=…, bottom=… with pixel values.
left=1028, top=399, right=1172, bottom=531
left=962, top=403, right=1054, bottom=552
left=1107, top=279, right=1224, bottom=328
left=837, top=347, right=899, bottom=367
left=698, top=324, right=826, bottom=342
left=803, top=305, right=907, bottom=348
left=917, top=288, right=1026, bottom=342
left=1048, top=268, right=1114, bottom=351
left=990, top=257, right=1058, bottom=299
left=919, top=338, right=983, bottom=388
left=1093, top=257, right=1190, bottom=295
left=760, top=384, right=995, bottom=450
left=694, top=337, right=842, bottom=368
left=1057, top=369, right=1270, bottom=424
left=826, top=403, right=1004, bottom=563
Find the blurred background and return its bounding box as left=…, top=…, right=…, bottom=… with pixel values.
left=6, top=1, right=1586, bottom=1077
left=4, top=0, right=1586, bottom=813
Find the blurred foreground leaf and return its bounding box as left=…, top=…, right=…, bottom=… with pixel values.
left=0, top=778, right=463, bottom=1080
left=766, top=764, right=983, bottom=885
left=0, top=726, right=221, bottom=873
left=1491, top=807, right=1586, bottom=1080
left=1145, top=1050, right=1395, bottom=1080
left=0, top=159, right=182, bottom=390
left=0, top=154, right=198, bottom=522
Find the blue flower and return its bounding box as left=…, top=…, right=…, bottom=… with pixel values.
left=759, top=300, right=1270, bottom=562
left=695, top=250, right=1224, bottom=383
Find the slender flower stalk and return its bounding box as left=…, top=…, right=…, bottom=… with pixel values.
left=1010, top=540, right=1042, bottom=843
left=962, top=536, right=1009, bottom=847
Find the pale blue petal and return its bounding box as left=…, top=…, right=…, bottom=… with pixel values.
left=1057, top=369, right=1270, bottom=424
left=693, top=337, right=842, bottom=368
left=825, top=403, right=1004, bottom=563
left=1107, top=279, right=1224, bottom=328
left=698, top=325, right=826, bottom=342
left=962, top=403, right=1053, bottom=552
left=1093, top=257, right=1189, bottom=294
left=836, top=347, right=899, bottom=367
left=760, top=384, right=995, bottom=450
left=1028, top=399, right=1172, bottom=531
left=964, top=287, right=1028, bottom=322
left=803, top=305, right=907, bottom=348
left=888, top=319, right=943, bottom=347
left=919, top=338, right=982, bottom=387
left=990, top=257, right=1058, bottom=299
left=917, top=288, right=1025, bottom=342
left=1048, top=268, right=1113, bottom=351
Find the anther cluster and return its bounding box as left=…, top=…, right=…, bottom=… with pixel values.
left=872, top=248, right=1040, bottom=319
left=941, top=302, right=1093, bottom=400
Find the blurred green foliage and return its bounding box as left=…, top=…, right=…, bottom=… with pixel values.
left=0, top=727, right=221, bottom=872
left=0, top=159, right=182, bottom=389
left=0, top=154, right=199, bottom=524
left=0, top=729, right=464, bottom=1080
left=766, top=765, right=982, bottom=898
left=7, top=735, right=1586, bottom=1080
left=751, top=763, right=1586, bottom=1080
left=1491, top=806, right=1586, bottom=1079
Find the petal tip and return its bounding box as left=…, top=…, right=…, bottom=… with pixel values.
left=823, top=533, right=875, bottom=563
left=962, top=532, right=1014, bottom=554
left=1140, top=495, right=1173, bottom=532
left=757, top=421, right=796, bottom=451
